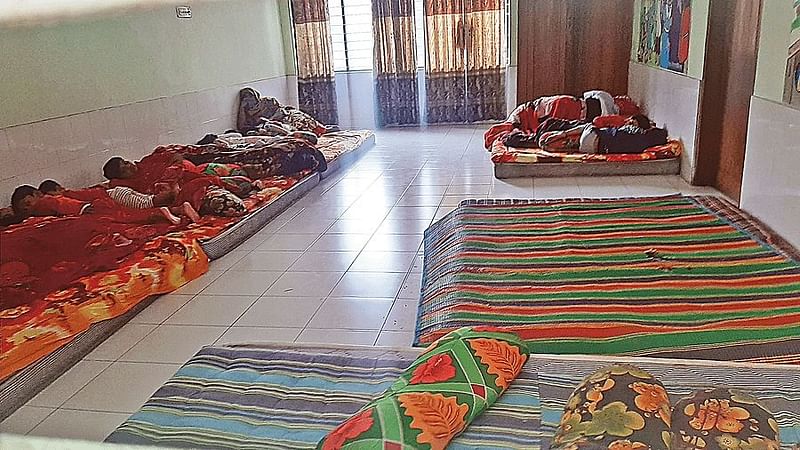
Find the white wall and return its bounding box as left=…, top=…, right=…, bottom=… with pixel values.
left=740, top=97, right=800, bottom=248
left=0, top=0, right=295, bottom=204
left=628, top=62, right=702, bottom=182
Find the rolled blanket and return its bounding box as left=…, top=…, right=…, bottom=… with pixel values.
left=316, top=326, right=530, bottom=450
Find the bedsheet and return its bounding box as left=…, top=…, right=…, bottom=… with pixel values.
left=106, top=343, right=800, bottom=449
left=491, top=138, right=682, bottom=164
left=0, top=131, right=373, bottom=383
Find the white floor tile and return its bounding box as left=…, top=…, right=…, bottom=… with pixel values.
left=85, top=323, right=157, bottom=361
left=164, top=295, right=257, bottom=326
left=375, top=331, right=416, bottom=347
left=289, top=251, right=358, bottom=272
left=229, top=251, right=303, bottom=272
left=296, top=329, right=380, bottom=346
left=262, top=271, right=344, bottom=297
left=28, top=409, right=130, bottom=441
left=63, top=362, right=181, bottom=412
left=208, top=251, right=248, bottom=271
left=0, top=405, right=54, bottom=435
left=129, top=294, right=194, bottom=325
left=363, top=234, right=423, bottom=253
left=201, top=270, right=282, bottom=296
left=383, top=299, right=419, bottom=331
left=331, top=272, right=406, bottom=298
left=234, top=296, right=325, bottom=328
left=397, top=273, right=422, bottom=299
left=376, top=219, right=432, bottom=235
left=256, top=233, right=320, bottom=251
left=308, top=233, right=372, bottom=252
left=349, top=251, right=416, bottom=273
left=118, top=325, right=226, bottom=364
left=216, top=327, right=302, bottom=345
left=171, top=270, right=223, bottom=295
left=307, top=297, right=393, bottom=330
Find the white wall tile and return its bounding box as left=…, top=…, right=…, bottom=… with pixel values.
left=740, top=96, right=800, bottom=249
left=628, top=62, right=701, bottom=183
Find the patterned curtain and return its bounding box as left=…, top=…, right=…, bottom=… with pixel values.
left=424, top=0, right=467, bottom=124
left=464, top=0, right=506, bottom=122
left=291, top=0, right=339, bottom=125
left=373, top=0, right=420, bottom=126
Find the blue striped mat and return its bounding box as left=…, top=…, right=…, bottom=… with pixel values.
left=106, top=344, right=800, bottom=449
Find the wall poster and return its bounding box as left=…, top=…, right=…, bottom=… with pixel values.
left=637, top=0, right=692, bottom=74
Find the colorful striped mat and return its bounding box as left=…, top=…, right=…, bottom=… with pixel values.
left=105, top=344, right=542, bottom=449
left=104, top=344, right=800, bottom=449
left=416, top=195, right=800, bottom=363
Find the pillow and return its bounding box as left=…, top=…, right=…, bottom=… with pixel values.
left=316, top=326, right=530, bottom=450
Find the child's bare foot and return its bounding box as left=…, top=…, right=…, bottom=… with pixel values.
left=159, top=207, right=181, bottom=225
left=182, top=202, right=200, bottom=223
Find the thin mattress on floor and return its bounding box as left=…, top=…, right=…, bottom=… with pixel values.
left=0, top=131, right=373, bottom=383
left=490, top=138, right=682, bottom=164
left=415, top=195, right=800, bottom=364
left=104, top=343, right=800, bottom=449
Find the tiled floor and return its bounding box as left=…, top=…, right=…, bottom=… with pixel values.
left=0, top=126, right=722, bottom=440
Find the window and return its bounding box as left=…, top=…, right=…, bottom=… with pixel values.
left=329, top=0, right=374, bottom=71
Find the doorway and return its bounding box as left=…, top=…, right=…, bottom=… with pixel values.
left=694, top=0, right=763, bottom=201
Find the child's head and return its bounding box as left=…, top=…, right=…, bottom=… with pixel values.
left=38, top=179, right=65, bottom=195
left=103, top=157, right=137, bottom=180
left=11, top=185, right=43, bottom=216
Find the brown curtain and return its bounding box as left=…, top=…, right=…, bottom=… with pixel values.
left=464, top=0, right=506, bottom=121
left=424, top=0, right=467, bottom=123
left=291, top=0, right=339, bottom=125
left=373, top=0, right=420, bottom=126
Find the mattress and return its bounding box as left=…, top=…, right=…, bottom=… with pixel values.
left=105, top=343, right=800, bottom=449
left=415, top=195, right=800, bottom=363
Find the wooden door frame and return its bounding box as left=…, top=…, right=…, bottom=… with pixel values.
left=694, top=0, right=763, bottom=201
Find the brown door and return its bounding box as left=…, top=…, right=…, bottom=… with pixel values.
left=516, top=0, right=634, bottom=103
left=695, top=0, right=763, bottom=201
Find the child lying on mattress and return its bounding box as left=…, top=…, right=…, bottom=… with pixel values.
left=9, top=183, right=198, bottom=225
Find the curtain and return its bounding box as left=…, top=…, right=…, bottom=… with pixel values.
left=373, top=0, right=420, bottom=126
left=464, top=0, right=506, bottom=122
left=424, top=0, right=467, bottom=123
left=291, top=0, right=339, bottom=125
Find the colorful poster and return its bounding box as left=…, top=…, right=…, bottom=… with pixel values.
left=637, top=0, right=692, bottom=74
left=784, top=0, right=800, bottom=107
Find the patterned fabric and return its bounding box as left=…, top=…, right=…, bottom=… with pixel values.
left=415, top=195, right=800, bottom=363
left=106, top=345, right=800, bottom=450
left=553, top=367, right=782, bottom=450
left=178, top=139, right=328, bottom=178
left=291, top=0, right=339, bottom=125
left=316, top=327, right=530, bottom=449
left=424, top=0, right=506, bottom=124
left=373, top=0, right=420, bottom=126
left=670, top=389, right=780, bottom=450
left=552, top=365, right=672, bottom=450
left=491, top=137, right=682, bottom=164
left=237, top=88, right=327, bottom=136
left=0, top=132, right=374, bottom=382
left=200, top=187, right=246, bottom=217
left=315, top=130, right=374, bottom=162
left=107, top=343, right=541, bottom=449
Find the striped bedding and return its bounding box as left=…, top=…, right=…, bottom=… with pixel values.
left=105, top=344, right=542, bottom=449
left=415, top=195, right=800, bottom=363
left=104, top=344, right=800, bottom=449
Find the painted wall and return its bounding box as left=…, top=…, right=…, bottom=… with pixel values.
left=628, top=0, right=709, bottom=183
left=0, top=0, right=296, bottom=203
left=740, top=0, right=800, bottom=248
left=0, top=0, right=294, bottom=129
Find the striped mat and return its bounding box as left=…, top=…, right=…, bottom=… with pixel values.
left=415, top=195, right=800, bottom=363
left=105, top=344, right=541, bottom=449
left=104, top=344, right=800, bottom=449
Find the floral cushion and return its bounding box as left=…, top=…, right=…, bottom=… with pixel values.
left=552, top=366, right=781, bottom=450
left=316, top=326, right=530, bottom=450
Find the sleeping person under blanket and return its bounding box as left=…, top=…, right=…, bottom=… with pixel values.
left=538, top=114, right=668, bottom=154
left=9, top=184, right=195, bottom=226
